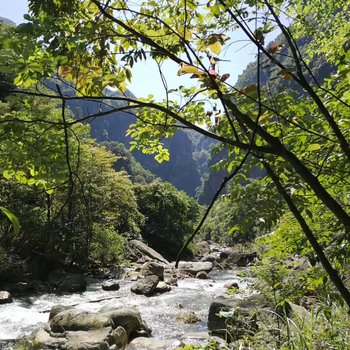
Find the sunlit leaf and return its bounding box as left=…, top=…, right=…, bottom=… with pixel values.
left=0, top=206, right=20, bottom=234
left=307, top=144, right=321, bottom=151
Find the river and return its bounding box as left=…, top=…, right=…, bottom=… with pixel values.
left=0, top=269, right=250, bottom=349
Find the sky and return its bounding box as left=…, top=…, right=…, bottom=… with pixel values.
left=0, top=0, right=279, bottom=101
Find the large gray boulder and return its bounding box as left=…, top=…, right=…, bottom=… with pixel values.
left=0, top=291, right=12, bottom=304
left=140, top=261, right=164, bottom=281
left=50, top=309, right=110, bottom=333
left=63, top=329, right=111, bottom=350
left=99, top=307, right=150, bottom=338
left=127, top=240, right=169, bottom=265
left=35, top=328, right=112, bottom=350
left=208, top=294, right=270, bottom=341
left=176, top=261, right=213, bottom=275
left=49, top=305, right=75, bottom=320
left=102, top=280, right=120, bottom=291
left=34, top=305, right=150, bottom=350
left=219, top=251, right=257, bottom=267
left=131, top=275, right=159, bottom=296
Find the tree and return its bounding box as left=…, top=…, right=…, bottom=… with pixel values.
left=134, top=181, right=200, bottom=260
left=5, top=0, right=350, bottom=305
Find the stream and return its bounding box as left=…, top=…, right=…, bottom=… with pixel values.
left=0, top=269, right=251, bottom=349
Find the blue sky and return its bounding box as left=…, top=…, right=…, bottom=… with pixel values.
left=1, top=0, right=276, bottom=100
left=0, top=0, right=28, bottom=24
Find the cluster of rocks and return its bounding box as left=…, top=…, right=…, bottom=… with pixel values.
left=31, top=304, right=151, bottom=350
left=194, top=240, right=258, bottom=269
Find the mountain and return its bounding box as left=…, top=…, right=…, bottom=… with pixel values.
left=0, top=17, right=16, bottom=26
left=65, top=87, right=206, bottom=196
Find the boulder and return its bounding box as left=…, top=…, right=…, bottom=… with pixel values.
left=196, top=271, right=209, bottom=279
left=208, top=294, right=269, bottom=341
left=48, top=270, right=87, bottom=293
left=34, top=328, right=66, bottom=349
left=195, top=241, right=211, bottom=256
left=220, top=251, right=257, bottom=267
left=140, top=261, right=164, bottom=281
left=113, top=326, right=128, bottom=349
left=131, top=275, right=159, bottom=296
left=49, top=305, right=75, bottom=320
left=126, top=337, right=183, bottom=350
left=224, top=282, right=239, bottom=290
left=63, top=329, right=112, bottom=350
left=50, top=309, right=110, bottom=333
left=176, top=261, right=213, bottom=275
left=127, top=240, right=169, bottom=265
left=99, top=307, right=150, bottom=338
left=155, top=281, right=171, bottom=294
left=102, top=280, right=120, bottom=291
left=200, top=254, right=219, bottom=263
left=219, top=249, right=235, bottom=260
left=176, top=311, right=201, bottom=324
left=0, top=291, right=12, bottom=304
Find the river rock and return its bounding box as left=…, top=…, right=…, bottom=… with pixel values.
left=220, top=251, right=257, bottom=267
left=126, top=337, right=183, bottom=350
left=176, top=261, right=213, bottom=275
left=208, top=294, right=270, bottom=341
left=63, top=328, right=112, bottom=350
left=155, top=281, right=171, bottom=294
left=176, top=311, right=201, bottom=324
left=50, top=309, right=110, bottom=333
left=224, top=281, right=239, bottom=290
left=131, top=275, right=159, bottom=296
left=48, top=270, right=87, bottom=293
left=200, top=254, right=219, bottom=263
left=113, top=326, right=128, bottom=349
left=127, top=240, right=169, bottom=265
left=102, top=280, right=120, bottom=291
left=34, top=328, right=66, bottom=348
left=196, top=271, right=209, bottom=279
left=195, top=241, right=211, bottom=256
left=99, top=307, right=150, bottom=338
left=0, top=291, right=12, bottom=304
left=49, top=305, right=75, bottom=320
left=140, top=261, right=164, bottom=280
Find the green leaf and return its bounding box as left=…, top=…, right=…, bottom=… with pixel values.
left=228, top=224, right=239, bottom=236
left=307, top=143, right=321, bottom=151
left=3, top=170, right=15, bottom=179
left=208, top=41, right=222, bottom=55
left=0, top=206, right=20, bottom=234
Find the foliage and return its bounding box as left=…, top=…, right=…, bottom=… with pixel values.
left=134, top=181, right=201, bottom=260
left=89, top=224, right=126, bottom=265
left=201, top=177, right=284, bottom=244
left=103, top=141, right=156, bottom=184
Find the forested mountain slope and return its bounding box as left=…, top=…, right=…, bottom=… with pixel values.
left=66, top=87, right=207, bottom=196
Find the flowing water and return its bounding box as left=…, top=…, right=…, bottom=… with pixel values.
left=0, top=270, right=251, bottom=349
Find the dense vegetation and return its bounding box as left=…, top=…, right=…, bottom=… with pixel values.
left=1, top=0, right=350, bottom=347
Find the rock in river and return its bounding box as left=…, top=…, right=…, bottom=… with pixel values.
left=0, top=291, right=12, bottom=304
left=131, top=275, right=159, bottom=296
